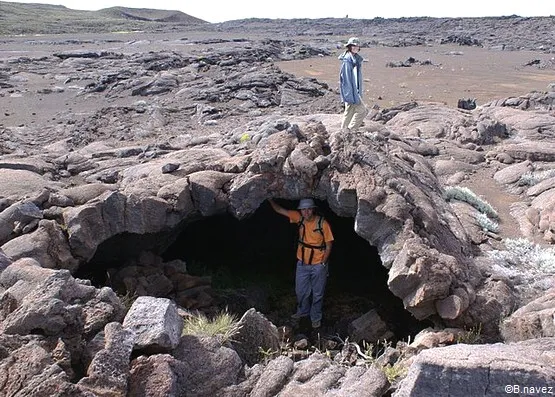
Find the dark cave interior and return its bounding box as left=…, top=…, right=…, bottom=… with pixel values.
left=163, top=199, right=431, bottom=340
left=82, top=199, right=431, bottom=341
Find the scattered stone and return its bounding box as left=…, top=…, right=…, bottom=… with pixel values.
left=122, top=296, right=183, bottom=353
left=348, top=309, right=395, bottom=343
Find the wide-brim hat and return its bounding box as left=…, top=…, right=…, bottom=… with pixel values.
left=344, top=37, right=360, bottom=47
left=298, top=198, right=317, bottom=209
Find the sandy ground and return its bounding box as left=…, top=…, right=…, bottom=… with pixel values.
left=278, top=44, right=555, bottom=108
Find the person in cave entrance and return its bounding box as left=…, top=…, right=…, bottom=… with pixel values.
left=268, top=198, right=334, bottom=329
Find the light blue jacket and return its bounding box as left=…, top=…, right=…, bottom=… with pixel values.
left=338, top=51, right=363, bottom=104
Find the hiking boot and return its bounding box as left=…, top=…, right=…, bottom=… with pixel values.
left=312, top=320, right=321, bottom=329
left=291, top=312, right=307, bottom=320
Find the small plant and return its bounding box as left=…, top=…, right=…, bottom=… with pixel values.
left=443, top=186, right=499, bottom=219
left=475, top=212, right=499, bottom=233
left=361, top=340, right=374, bottom=360
left=239, top=133, right=251, bottom=143
left=456, top=324, right=483, bottom=344
left=382, top=363, right=408, bottom=383
left=117, top=290, right=138, bottom=311
left=518, top=169, right=555, bottom=186
left=258, top=346, right=280, bottom=364
left=182, top=310, right=242, bottom=344
left=362, top=339, right=409, bottom=384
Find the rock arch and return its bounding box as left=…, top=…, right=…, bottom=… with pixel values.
left=45, top=115, right=499, bottom=335
left=79, top=197, right=429, bottom=339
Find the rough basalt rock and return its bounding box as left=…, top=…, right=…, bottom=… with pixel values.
left=0, top=258, right=125, bottom=337
left=122, top=296, right=183, bottom=353
left=501, top=289, right=555, bottom=342
left=394, top=338, right=555, bottom=397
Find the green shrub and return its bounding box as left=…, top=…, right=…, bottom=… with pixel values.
left=182, top=310, right=242, bottom=343
left=358, top=340, right=409, bottom=384
left=444, top=186, right=499, bottom=219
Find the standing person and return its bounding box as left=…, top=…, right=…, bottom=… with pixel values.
left=339, top=37, right=369, bottom=132
left=268, top=198, right=334, bottom=329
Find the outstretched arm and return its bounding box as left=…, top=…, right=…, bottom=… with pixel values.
left=268, top=199, right=289, bottom=217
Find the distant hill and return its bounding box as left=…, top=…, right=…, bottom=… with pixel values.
left=96, top=6, right=205, bottom=23
left=0, top=1, right=207, bottom=35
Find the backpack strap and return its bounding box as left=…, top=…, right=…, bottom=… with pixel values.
left=298, top=215, right=326, bottom=264
left=315, top=216, right=324, bottom=235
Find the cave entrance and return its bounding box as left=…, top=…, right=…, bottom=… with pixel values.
left=79, top=199, right=429, bottom=341
left=163, top=199, right=428, bottom=341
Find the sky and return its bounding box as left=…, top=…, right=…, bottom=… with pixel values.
left=2, top=0, right=553, bottom=23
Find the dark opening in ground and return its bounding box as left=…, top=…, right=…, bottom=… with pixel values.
left=79, top=198, right=430, bottom=342
left=163, top=199, right=429, bottom=341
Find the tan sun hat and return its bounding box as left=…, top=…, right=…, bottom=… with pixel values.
left=344, top=37, right=360, bottom=47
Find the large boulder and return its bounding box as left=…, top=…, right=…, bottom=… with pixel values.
left=0, top=169, right=58, bottom=199
left=394, top=338, right=555, bottom=397
left=0, top=248, right=12, bottom=273
left=129, top=354, right=188, bottom=397
left=231, top=308, right=281, bottom=366
left=173, top=335, right=244, bottom=396
left=1, top=219, right=79, bottom=272
left=63, top=191, right=175, bottom=261
left=0, top=258, right=124, bottom=337
left=279, top=352, right=389, bottom=397
left=0, top=200, right=43, bottom=246
left=501, top=289, right=555, bottom=342
left=0, top=334, right=91, bottom=397
left=348, top=309, right=394, bottom=343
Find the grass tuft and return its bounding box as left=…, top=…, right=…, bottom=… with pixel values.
left=182, top=310, right=242, bottom=343
left=358, top=340, right=409, bottom=384
left=456, top=324, right=483, bottom=344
